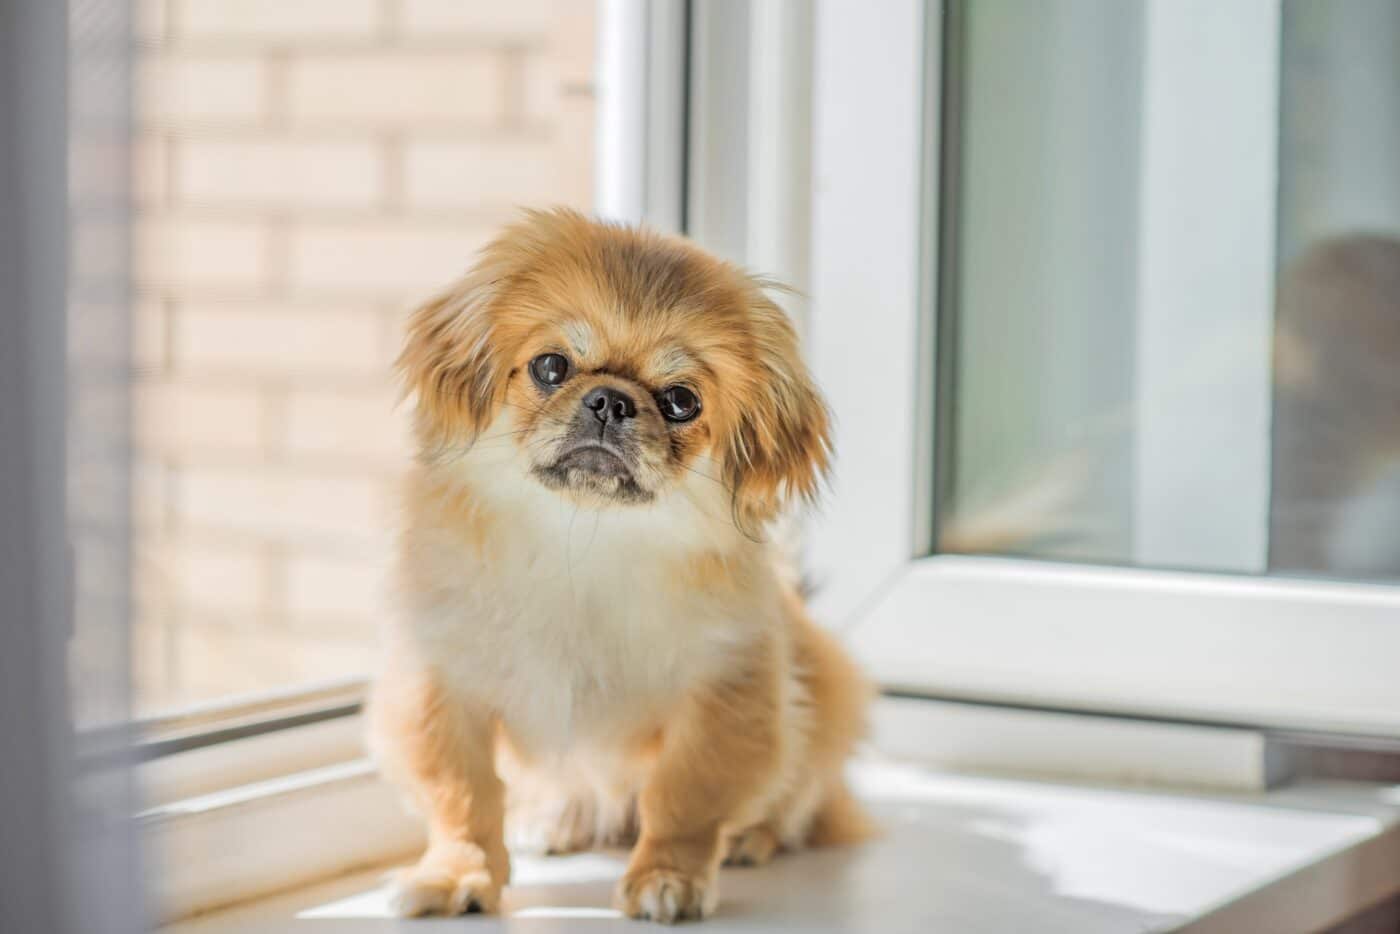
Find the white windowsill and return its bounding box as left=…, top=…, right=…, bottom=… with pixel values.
left=161, top=757, right=1400, bottom=934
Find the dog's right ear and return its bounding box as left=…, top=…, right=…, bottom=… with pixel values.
left=398, top=259, right=507, bottom=447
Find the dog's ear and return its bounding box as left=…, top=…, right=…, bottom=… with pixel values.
left=398, top=258, right=508, bottom=447
left=719, top=289, right=832, bottom=529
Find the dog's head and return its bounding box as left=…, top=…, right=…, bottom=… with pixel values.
left=399, top=209, right=830, bottom=531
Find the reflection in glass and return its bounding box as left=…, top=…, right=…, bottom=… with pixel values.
left=1270, top=1, right=1400, bottom=578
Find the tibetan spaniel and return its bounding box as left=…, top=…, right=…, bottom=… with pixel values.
left=368, top=209, right=871, bottom=923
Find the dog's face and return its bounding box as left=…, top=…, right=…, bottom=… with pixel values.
left=400, top=209, right=830, bottom=529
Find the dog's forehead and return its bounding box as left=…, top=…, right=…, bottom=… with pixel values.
left=556, top=316, right=701, bottom=383
left=647, top=345, right=699, bottom=382
left=515, top=229, right=743, bottom=380
left=560, top=319, right=593, bottom=357
left=597, top=236, right=711, bottom=308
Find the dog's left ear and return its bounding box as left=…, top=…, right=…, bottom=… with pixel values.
left=719, top=290, right=833, bottom=528
left=397, top=257, right=508, bottom=447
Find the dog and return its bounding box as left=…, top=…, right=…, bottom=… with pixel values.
left=367, top=208, right=872, bottom=923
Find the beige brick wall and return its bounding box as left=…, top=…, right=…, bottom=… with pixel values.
left=132, top=0, right=597, bottom=712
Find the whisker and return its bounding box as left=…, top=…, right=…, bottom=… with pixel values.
left=679, top=462, right=734, bottom=495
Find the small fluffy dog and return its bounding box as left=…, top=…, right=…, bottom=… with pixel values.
left=368, top=209, right=871, bottom=923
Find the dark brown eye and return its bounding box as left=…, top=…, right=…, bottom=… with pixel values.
left=529, top=353, right=570, bottom=389
left=657, top=385, right=701, bottom=423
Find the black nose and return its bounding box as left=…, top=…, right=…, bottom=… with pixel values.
left=582, top=386, right=637, bottom=424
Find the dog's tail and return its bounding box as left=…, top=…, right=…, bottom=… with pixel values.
left=808, top=781, right=877, bottom=846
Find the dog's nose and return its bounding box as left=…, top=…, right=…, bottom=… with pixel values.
left=582, top=386, right=637, bottom=424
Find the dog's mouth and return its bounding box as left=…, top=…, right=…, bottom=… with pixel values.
left=532, top=443, right=653, bottom=504
left=556, top=444, right=631, bottom=476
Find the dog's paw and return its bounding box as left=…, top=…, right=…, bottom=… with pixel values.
left=723, top=824, right=780, bottom=867
left=507, top=788, right=637, bottom=855
left=615, top=866, right=716, bottom=924
left=389, top=843, right=506, bottom=917
left=543, top=795, right=599, bottom=855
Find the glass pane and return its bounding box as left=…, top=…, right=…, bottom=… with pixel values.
left=936, top=0, right=1400, bottom=582
left=131, top=3, right=600, bottom=713
left=1271, top=0, right=1400, bottom=577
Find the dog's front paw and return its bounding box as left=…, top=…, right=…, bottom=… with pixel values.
left=615, top=866, right=716, bottom=924
left=389, top=841, right=507, bottom=917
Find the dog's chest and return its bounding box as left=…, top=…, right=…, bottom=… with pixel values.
left=412, top=527, right=745, bottom=754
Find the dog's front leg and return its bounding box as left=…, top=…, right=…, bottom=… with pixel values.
left=369, top=666, right=509, bottom=916
left=615, top=659, right=782, bottom=924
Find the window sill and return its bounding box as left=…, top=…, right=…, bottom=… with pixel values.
left=159, top=757, right=1400, bottom=933
left=144, top=758, right=422, bottom=922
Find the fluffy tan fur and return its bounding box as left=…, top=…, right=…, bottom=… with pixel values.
left=368, top=209, right=871, bottom=923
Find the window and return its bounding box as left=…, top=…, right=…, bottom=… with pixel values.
left=128, top=1, right=601, bottom=713
left=806, top=0, right=1400, bottom=737
left=939, top=0, right=1400, bottom=580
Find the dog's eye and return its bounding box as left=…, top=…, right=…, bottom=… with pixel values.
left=529, top=353, right=570, bottom=388
left=656, top=385, right=701, bottom=423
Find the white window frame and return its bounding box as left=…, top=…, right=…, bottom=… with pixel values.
left=804, top=0, right=1400, bottom=740
left=595, top=0, right=689, bottom=233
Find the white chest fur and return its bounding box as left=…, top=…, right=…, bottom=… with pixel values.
left=397, top=453, right=776, bottom=757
